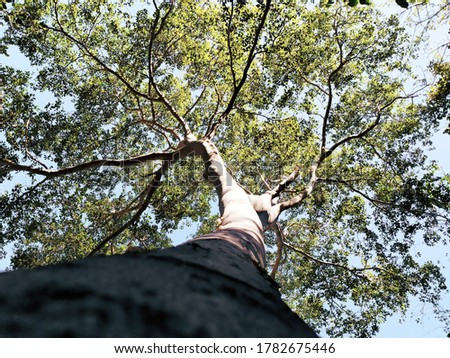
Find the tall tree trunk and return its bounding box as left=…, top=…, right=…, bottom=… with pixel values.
left=0, top=138, right=317, bottom=337
left=0, top=238, right=317, bottom=337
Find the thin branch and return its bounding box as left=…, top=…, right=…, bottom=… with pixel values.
left=183, top=86, right=207, bottom=118
left=44, top=6, right=159, bottom=102
left=283, top=240, right=379, bottom=279
left=319, top=177, right=394, bottom=208
left=297, top=72, right=329, bottom=96
left=260, top=174, right=272, bottom=191
left=360, top=137, right=385, bottom=162
left=324, top=94, right=411, bottom=159
left=413, top=2, right=450, bottom=27
left=226, top=2, right=238, bottom=89
left=0, top=177, right=49, bottom=216
left=22, top=116, right=49, bottom=169
left=206, top=0, right=272, bottom=139
left=148, top=99, right=182, bottom=142
left=128, top=95, right=181, bottom=143
left=109, top=184, right=153, bottom=219
left=87, top=161, right=169, bottom=257
left=147, top=1, right=192, bottom=138
left=204, top=85, right=222, bottom=135
left=276, top=94, right=404, bottom=211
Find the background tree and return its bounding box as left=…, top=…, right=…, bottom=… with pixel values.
left=1, top=0, right=449, bottom=337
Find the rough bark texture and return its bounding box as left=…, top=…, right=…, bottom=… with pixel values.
left=0, top=239, right=317, bottom=338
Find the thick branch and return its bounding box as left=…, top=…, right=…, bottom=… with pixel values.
left=267, top=166, right=301, bottom=199
left=1, top=151, right=174, bottom=178
left=86, top=137, right=215, bottom=257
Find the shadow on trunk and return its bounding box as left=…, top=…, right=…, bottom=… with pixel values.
left=0, top=239, right=317, bottom=338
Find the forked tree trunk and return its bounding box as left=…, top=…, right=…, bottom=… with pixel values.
left=0, top=139, right=317, bottom=337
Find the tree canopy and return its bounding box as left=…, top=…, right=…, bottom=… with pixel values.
left=1, top=0, right=449, bottom=337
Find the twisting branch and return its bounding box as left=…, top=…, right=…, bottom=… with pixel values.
left=278, top=162, right=318, bottom=212
left=324, top=96, right=408, bottom=159
left=320, top=13, right=348, bottom=153
left=205, top=0, right=272, bottom=139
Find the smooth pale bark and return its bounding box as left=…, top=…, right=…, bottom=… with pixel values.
left=178, top=138, right=281, bottom=268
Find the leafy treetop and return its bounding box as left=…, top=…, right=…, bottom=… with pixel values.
left=1, top=0, right=449, bottom=337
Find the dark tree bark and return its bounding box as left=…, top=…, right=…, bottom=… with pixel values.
left=0, top=238, right=317, bottom=338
